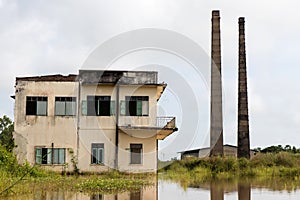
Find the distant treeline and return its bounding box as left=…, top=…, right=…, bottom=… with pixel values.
left=254, top=145, right=300, bottom=154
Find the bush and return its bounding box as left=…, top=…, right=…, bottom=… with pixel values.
left=0, top=144, right=20, bottom=176
left=239, top=158, right=250, bottom=170
left=250, top=152, right=300, bottom=168
left=250, top=153, right=276, bottom=167
left=278, top=167, right=300, bottom=179
left=274, top=152, right=296, bottom=167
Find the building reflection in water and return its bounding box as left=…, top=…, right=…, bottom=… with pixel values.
left=88, top=188, right=149, bottom=200
left=16, top=179, right=253, bottom=200
left=90, top=194, right=103, bottom=200
left=32, top=183, right=156, bottom=200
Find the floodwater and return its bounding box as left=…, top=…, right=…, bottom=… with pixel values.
left=159, top=180, right=300, bottom=200
left=1, top=179, right=300, bottom=199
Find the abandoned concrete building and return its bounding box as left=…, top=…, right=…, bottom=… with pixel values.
left=180, top=144, right=255, bottom=160
left=12, top=70, right=177, bottom=173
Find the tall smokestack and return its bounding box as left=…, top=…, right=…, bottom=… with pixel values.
left=237, top=17, right=250, bottom=159
left=210, top=10, right=224, bottom=157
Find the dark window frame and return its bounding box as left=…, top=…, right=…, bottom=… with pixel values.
left=91, top=143, right=104, bottom=164
left=130, top=190, right=142, bottom=200
left=90, top=194, right=103, bottom=200
left=35, top=147, right=66, bottom=165
left=130, top=144, right=143, bottom=164
left=55, top=96, right=77, bottom=116
left=87, top=96, right=111, bottom=116
left=26, top=96, right=48, bottom=116
left=124, top=96, right=149, bottom=116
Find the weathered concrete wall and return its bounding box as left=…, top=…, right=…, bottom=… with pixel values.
left=79, top=70, right=158, bottom=85
left=78, top=84, right=158, bottom=172
left=79, top=85, right=116, bottom=130
left=77, top=129, right=115, bottom=171
left=118, top=131, right=157, bottom=173
left=118, top=85, right=157, bottom=127
left=14, top=72, right=165, bottom=173
left=79, top=85, right=157, bottom=128
left=14, top=81, right=78, bottom=171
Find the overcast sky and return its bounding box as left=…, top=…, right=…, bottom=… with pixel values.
left=1, top=0, right=300, bottom=160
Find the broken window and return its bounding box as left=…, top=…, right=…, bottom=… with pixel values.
left=124, top=96, right=149, bottom=116
left=35, top=147, right=65, bottom=165
left=86, top=96, right=112, bottom=116
left=130, top=144, right=143, bottom=164
left=91, top=143, right=104, bottom=164
left=55, top=97, right=76, bottom=116
left=26, top=96, right=48, bottom=116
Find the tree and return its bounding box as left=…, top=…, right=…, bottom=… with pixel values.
left=284, top=145, right=292, bottom=152
left=261, top=145, right=283, bottom=153
left=0, top=115, right=14, bottom=152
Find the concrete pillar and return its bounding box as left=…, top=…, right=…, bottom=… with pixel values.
left=210, top=10, right=224, bottom=157
left=237, top=17, right=250, bottom=159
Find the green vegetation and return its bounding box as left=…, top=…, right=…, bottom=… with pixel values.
left=2, top=114, right=300, bottom=195
left=159, top=152, right=300, bottom=189
left=0, top=144, right=153, bottom=197
left=254, top=144, right=300, bottom=154
left=0, top=115, right=14, bottom=152
left=76, top=177, right=150, bottom=193
left=0, top=115, right=153, bottom=197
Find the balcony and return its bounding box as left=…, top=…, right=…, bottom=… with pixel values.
left=118, top=116, right=178, bottom=140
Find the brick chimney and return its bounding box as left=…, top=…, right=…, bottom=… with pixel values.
left=237, top=17, right=250, bottom=159
left=210, top=10, right=224, bottom=157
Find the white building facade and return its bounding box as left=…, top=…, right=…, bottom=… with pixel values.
left=13, top=70, right=177, bottom=173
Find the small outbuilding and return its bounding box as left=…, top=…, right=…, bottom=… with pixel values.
left=179, top=144, right=256, bottom=159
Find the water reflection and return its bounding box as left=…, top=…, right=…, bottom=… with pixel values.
left=210, top=181, right=250, bottom=200
left=210, top=181, right=224, bottom=200
left=2, top=178, right=300, bottom=199
left=33, top=190, right=74, bottom=200
left=159, top=179, right=300, bottom=200
left=90, top=194, right=104, bottom=200
left=8, top=186, right=155, bottom=200
left=238, top=183, right=250, bottom=200
left=130, top=190, right=141, bottom=200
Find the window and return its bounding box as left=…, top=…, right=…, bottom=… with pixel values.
left=122, top=96, right=149, bottom=116
left=55, top=97, right=76, bottom=116
left=26, top=96, right=48, bottom=116
left=130, top=144, right=143, bottom=164
left=130, top=190, right=141, bottom=200
left=90, top=194, right=103, bottom=200
left=91, top=143, right=104, bottom=164
left=35, top=148, right=65, bottom=164
left=86, top=96, right=113, bottom=116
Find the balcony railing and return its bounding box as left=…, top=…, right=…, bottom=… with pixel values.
left=156, top=116, right=176, bottom=128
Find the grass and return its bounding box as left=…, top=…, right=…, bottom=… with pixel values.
left=76, top=177, right=150, bottom=193
left=0, top=171, right=154, bottom=197
left=0, top=145, right=154, bottom=197
left=3, top=144, right=300, bottom=197
left=159, top=152, right=300, bottom=189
